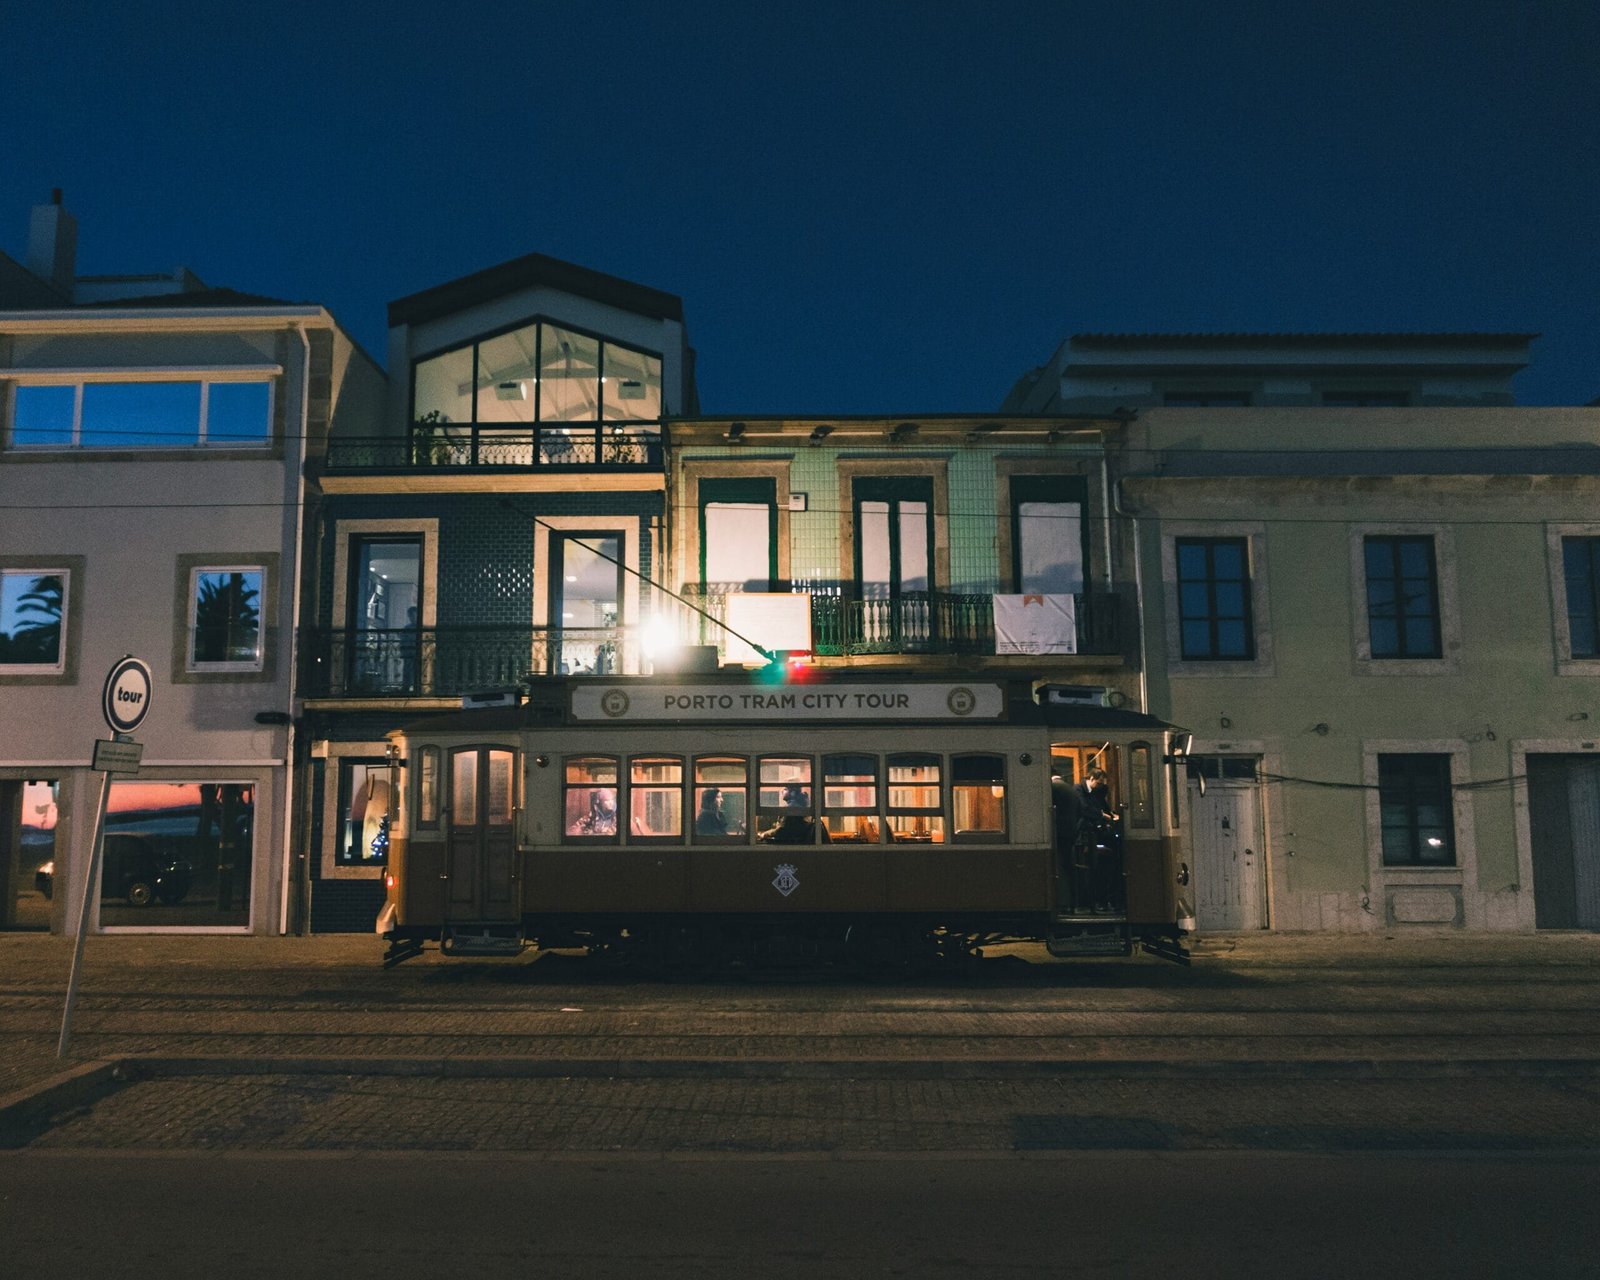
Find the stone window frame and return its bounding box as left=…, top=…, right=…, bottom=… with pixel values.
left=994, top=457, right=1104, bottom=593
left=836, top=456, right=951, bottom=594
left=1348, top=522, right=1461, bottom=676
left=1545, top=523, right=1600, bottom=676
left=1160, top=521, right=1275, bottom=678
left=1362, top=739, right=1476, bottom=922
left=316, top=740, right=393, bottom=881
left=0, top=555, right=84, bottom=685
left=171, top=552, right=279, bottom=684
left=678, top=457, right=793, bottom=591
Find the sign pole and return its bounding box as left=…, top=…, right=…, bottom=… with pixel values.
left=58, top=655, right=153, bottom=1060
left=57, top=770, right=111, bottom=1059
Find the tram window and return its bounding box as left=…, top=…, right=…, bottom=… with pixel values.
left=822, top=753, right=880, bottom=843
left=693, top=756, right=748, bottom=841
left=564, top=756, right=619, bottom=840
left=452, top=751, right=477, bottom=826
left=1129, top=742, right=1155, bottom=829
left=757, top=756, right=820, bottom=844
left=630, top=756, right=684, bottom=839
left=887, top=753, right=945, bottom=843
left=487, top=750, right=514, bottom=823
left=951, top=754, right=1007, bottom=840
left=416, top=746, right=439, bottom=829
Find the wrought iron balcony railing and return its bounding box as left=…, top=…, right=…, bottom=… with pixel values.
left=325, top=423, right=663, bottom=472
left=299, top=626, right=630, bottom=698
left=300, top=592, right=1127, bottom=698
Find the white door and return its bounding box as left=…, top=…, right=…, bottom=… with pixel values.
left=1188, top=776, right=1265, bottom=930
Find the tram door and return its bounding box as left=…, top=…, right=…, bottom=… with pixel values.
left=446, top=747, right=517, bottom=923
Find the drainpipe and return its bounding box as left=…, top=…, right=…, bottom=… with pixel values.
left=279, top=321, right=313, bottom=936
left=1108, top=415, right=1148, bottom=715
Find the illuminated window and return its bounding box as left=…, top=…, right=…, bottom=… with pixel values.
left=336, top=759, right=392, bottom=867
left=887, top=754, right=944, bottom=843
left=693, top=756, right=748, bottom=842
left=822, top=754, right=880, bottom=843
left=951, top=754, right=1006, bottom=841
left=757, top=756, right=817, bottom=844
left=629, top=756, right=684, bottom=839
left=416, top=746, right=440, bottom=828
left=563, top=757, right=619, bottom=840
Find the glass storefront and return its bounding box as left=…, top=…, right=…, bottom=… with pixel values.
left=100, top=782, right=253, bottom=927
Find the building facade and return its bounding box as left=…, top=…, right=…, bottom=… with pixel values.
left=0, top=196, right=382, bottom=937
left=299, top=251, right=695, bottom=929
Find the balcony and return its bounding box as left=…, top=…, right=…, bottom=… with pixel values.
left=325, top=423, right=663, bottom=473
left=680, top=589, right=1127, bottom=659
left=300, top=592, right=1127, bottom=699
left=300, top=626, right=632, bottom=698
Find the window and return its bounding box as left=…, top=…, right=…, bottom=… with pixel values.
left=101, top=782, right=253, bottom=928
left=336, top=759, right=392, bottom=867
left=1129, top=743, right=1154, bottom=829
left=552, top=532, right=622, bottom=675
left=822, top=754, right=880, bottom=843
left=1378, top=754, right=1455, bottom=866
left=10, top=380, right=271, bottom=449
left=951, top=754, right=1006, bottom=840
left=1364, top=536, right=1441, bottom=659
left=349, top=537, right=422, bottom=693
left=187, top=566, right=264, bottom=671
left=1562, top=537, right=1600, bottom=658
left=416, top=746, right=440, bottom=829
left=0, top=569, right=67, bottom=672
left=693, top=756, right=748, bottom=841
left=563, top=757, right=619, bottom=840
left=1011, top=475, right=1087, bottom=595
left=887, top=754, right=944, bottom=843
left=410, top=320, right=663, bottom=464
left=757, top=756, right=818, bottom=844
left=1321, top=391, right=1409, bottom=407
left=700, top=478, right=777, bottom=592
left=629, top=757, right=684, bottom=840
left=856, top=478, right=932, bottom=599
left=1176, top=538, right=1253, bottom=660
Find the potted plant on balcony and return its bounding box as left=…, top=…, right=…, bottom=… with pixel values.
left=411, top=410, right=464, bottom=466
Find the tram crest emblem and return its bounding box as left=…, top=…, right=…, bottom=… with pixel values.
left=771, top=864, right=800, bottom=897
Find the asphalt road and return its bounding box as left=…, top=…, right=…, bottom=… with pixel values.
left=5, top=1150, right=1598, bottom=1279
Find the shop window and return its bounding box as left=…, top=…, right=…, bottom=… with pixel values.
left=630, top=756, right=684, bottom=839
left=757, top=756, right=818, bottom=844
left=693, top=756, right=748, bottom=841
left=822, top=753, right=880, bottom=843
left=887, top=754, right=944, bottom=843
left=101, top=782, right=253, bottom=927
left=951, top=754, right=1006, bottom=840
left=564, top=756, right=619, bottom=840
left=336, top=758, right=392, bottom=867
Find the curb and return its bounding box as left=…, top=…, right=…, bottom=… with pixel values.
left=0, top=1061, right=121, bottom=1149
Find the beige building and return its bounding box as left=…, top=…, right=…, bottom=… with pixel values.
left=1010, top=332, right=1600, bottom=933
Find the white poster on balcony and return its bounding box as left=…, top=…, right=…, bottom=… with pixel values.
left=993, top=593, right=1077, bottom=655
left=723, top=592, right=813, bottom=666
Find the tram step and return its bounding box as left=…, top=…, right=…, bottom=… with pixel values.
left=442, top=925, right=525, bottom=957
left=1045, top=926, right=1129, bottom=957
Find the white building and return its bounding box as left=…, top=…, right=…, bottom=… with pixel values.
left=0, top=194, right=383, bottom=936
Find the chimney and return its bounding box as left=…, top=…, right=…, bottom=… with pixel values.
left=27, top=189, right=78, bottom=297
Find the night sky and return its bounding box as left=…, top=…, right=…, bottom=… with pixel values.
left=4, top=0, right=1596, bottom=410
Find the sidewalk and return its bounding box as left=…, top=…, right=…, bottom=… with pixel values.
left=3, top=929, right=1598, bottom=1121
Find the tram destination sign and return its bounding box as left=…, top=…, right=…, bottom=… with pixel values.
left=573, top=681, right=1006, bottom=723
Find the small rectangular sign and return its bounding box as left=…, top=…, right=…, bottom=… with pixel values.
left=571, top=682, right=1006, bottom=723
left=91, top=738, right=143, bottom=775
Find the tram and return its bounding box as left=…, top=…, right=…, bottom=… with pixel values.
left=375, top=673, right=1195, bottom=968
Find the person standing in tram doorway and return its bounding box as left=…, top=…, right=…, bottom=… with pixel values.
left=1079, top=768, right=1120, bottom=912
left=1051, top=769, right=1088, bottom=913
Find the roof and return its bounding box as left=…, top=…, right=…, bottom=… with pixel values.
left=389, top=250, right=685, bottom=329
left=81, top=287, right=297, bottom=309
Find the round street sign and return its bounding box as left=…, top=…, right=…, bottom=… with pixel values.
left=102, top=656, right=153, bottom=735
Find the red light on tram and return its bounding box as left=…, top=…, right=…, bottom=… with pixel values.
left=385, top=873, right=395, bottom=891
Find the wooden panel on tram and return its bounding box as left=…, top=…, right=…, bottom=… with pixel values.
left=886, top=847, right=1049, bottom=912
left=688, top=848, right=888, bottom=912
left=524, top=848, right=689, bottom=913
